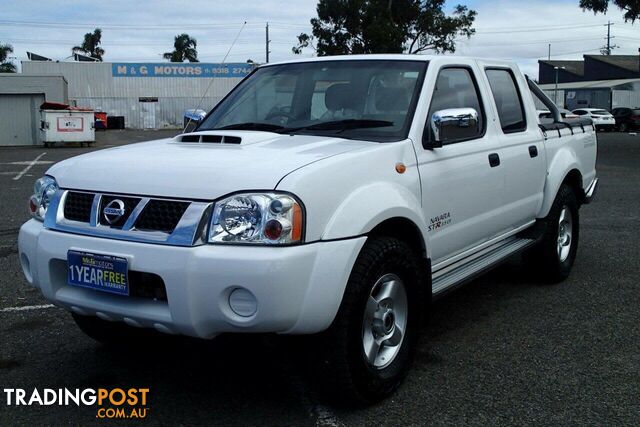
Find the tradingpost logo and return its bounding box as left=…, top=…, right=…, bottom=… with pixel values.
left=3, top=387, right=150, bottom=419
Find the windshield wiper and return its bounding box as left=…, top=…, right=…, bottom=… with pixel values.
left=209, top=122, right=286, bottom=132
left=206, top=119, right=394, bottom=135
left=280, top=119, right=394, bottom=134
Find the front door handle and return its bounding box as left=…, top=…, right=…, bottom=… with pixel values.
left=529, top=145, right=538, bottom=158
left=488, top=153, right=500, bottom=167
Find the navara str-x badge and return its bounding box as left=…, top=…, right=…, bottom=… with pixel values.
left=103, top=199, right=126, bottom=224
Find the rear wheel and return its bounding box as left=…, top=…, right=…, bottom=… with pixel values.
left=313, top=236, right=424, bottom=405
left=527, top=184, right=579, bottom=283
left=619, top=122, right=628, bottom=132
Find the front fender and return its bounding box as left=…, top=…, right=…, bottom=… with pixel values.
left=322, top=182, right=426, bottom=240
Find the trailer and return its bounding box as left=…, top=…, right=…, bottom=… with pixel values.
left=40, top=103, right=95, bottom=147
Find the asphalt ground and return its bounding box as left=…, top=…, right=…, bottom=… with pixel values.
left=0, top=131, right=638, bottom=425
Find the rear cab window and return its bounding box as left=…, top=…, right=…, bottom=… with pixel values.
left=485, top=68, right=527, bottom=133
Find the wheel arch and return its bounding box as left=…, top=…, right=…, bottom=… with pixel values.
left=368, top=216, right=427, bottom=260
left=539, top=155, right=586, bottom=218
left=562, top=168, right=586, bottom=204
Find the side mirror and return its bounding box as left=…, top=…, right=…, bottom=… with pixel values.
left=424, top=108, right=479, bottom=149
left=183, top=109, right=207, bottom=133
left=183, top=120, right=199, bottom=133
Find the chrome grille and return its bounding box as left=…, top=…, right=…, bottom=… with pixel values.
left=135, top=200, right=190, bottom=233
left=63, top=192, right=93, bottom=223
left=49, top=190, right=212, bottom=247
left=98, top=195, right=141, bottom=228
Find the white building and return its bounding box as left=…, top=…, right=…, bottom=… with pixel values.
left=539, top=78, right=640, bottom=111
left=21, top=61, right=254, bottom=129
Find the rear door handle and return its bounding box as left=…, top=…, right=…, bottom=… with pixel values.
left=529, top=145, right=538, bottom=158
left=488, top=153, right=500, bottom=167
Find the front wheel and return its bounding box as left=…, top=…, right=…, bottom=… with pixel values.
left=313, top=236, right=424, bottom=405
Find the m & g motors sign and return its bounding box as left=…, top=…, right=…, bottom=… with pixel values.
left=111, top=63, right=253, bottom=78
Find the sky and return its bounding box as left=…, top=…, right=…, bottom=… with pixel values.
left=0, top=0, right=639, bottom=78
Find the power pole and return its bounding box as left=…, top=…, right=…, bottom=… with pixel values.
left=548, top=43, right=551, bottom=60
left=265, top=22, right=270, bottom=63
left=554, top=66, right=565, bottom=107
left=603, top=21, right=618, bottom=55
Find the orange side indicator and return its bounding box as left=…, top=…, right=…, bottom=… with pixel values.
left=291, top=203, right=303, bottom=241
left=395, top=163, right=407, bottom=174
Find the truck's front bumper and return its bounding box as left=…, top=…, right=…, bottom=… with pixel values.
left=18, top=219, right=365, bottom=338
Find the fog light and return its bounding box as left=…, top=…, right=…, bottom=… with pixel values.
left=229, top=288, right=257, bottom=317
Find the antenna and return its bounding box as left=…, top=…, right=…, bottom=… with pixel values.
left=183, top=21, right=247, bottom=133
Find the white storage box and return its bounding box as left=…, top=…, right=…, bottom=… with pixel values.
left=40, top=109, right=95, bottom=146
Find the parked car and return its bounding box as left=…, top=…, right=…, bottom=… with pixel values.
left=572, top=108, right=616, bottom=131
left=611, top=107, right=640, bottom=132
left=19, top=55, right=598, bottom=405
left=559, top=108, right=579, bottom=119
left=538, top=108, right=579, bottom=123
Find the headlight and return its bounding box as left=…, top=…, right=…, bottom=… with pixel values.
left=29, top=176, right=59, bottom=221
left=209, top=192, right=303, bottom=245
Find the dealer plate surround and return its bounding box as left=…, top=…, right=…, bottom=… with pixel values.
left=67, top=250, right=129, bottom=296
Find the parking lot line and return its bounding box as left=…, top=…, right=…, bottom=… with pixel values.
left=0, top=304, right=54, bottom=313
left=13, top=152, right=47, bottom=181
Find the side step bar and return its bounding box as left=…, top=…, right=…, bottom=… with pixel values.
left=432, top=237, right=536, bottom=296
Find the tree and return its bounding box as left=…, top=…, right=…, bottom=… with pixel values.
left=72, top=28, right=105, bottom=61
left=163, top=34, right=199, bottom=63
left=0, top=43, right=16, bottom=73
left=293, top=0, right=476, bottom=56
left=580, top=0, right=640, bottom=22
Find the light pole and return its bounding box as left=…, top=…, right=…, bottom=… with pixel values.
left=554, top=66, right=565, bottom=107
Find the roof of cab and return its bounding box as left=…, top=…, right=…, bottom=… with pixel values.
left=262, top=54, right=433, bottom=67
left=259, top=54, right=517, bottom=69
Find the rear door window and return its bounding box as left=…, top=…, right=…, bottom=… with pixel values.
left=485, top=69, right=527, bottom=133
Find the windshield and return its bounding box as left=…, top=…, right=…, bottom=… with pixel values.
left=198, top=60, right=427, bottom=141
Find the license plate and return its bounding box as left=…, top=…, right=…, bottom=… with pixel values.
left=67, top=251, right=129, bottom=296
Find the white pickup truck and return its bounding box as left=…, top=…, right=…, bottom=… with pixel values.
left=19, top=55, right=598, bottom=404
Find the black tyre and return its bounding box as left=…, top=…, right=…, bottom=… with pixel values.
left=314, top=236, right=424, bottom=405
left=72, top=313, right=160, bottom=346
left=619, top=122, right=628, bottom=133
left=528, top=184, right=579, bottom=283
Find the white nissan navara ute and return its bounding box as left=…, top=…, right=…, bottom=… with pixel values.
left=19, top=55, right=598, bottom=404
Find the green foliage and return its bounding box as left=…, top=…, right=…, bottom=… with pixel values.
left=293, top=0, right=476, bottom=56
left=0, top=43, right=16, bottom=73
left=72, top=28, right=105, bottom=61
left=580, top=0, right=640, bottom=22
left=163, top=34, right=199, bottom=63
